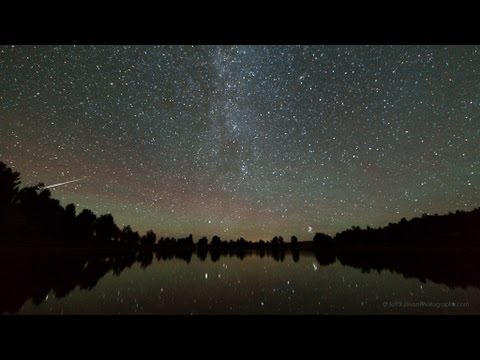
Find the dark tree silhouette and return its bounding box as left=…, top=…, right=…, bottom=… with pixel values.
left=271, top=236, right=279, bottom=247
left=0, top=161, right=20, bottom=211
left=313, top=232, right=334, bottom=247
left=197, top=236, right=208, bottom=248
left=333, top=209, right=480, bottom=248
left=120, top=225, right=140, bottom=248
left=211, top=235, right=221, bottom=249
left=196, top=236, right=209, bottom=260
left=94, top=214, right=120, bottom=243
left=63, top=203, right=76, bottom=239
left=75, top=209, right=97, bottom=242
left=65, top=203, right=76, bottom=219
left=290, top=235, right=298, bottom=248
left=141, top=230, right=157, bottom=247
left=3, top=157, right=480, bottom=315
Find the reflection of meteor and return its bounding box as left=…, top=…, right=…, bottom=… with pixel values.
left=45, top=177, right=86, bottom=189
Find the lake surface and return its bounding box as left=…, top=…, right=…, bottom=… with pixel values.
left=2, top=249, right=479, bottom=315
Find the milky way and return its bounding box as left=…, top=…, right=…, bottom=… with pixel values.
left=0, top=45, right=479, bottom=240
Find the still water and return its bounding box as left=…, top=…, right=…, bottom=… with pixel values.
left=4, top=249, right=479, bottom=315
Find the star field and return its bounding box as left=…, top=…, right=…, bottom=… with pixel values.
left=18, top=254, right=478, bottom=315
left=0, top=45, right=479, bottom=240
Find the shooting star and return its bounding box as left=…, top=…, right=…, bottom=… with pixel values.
left=45, top=177, right=87, bottom=189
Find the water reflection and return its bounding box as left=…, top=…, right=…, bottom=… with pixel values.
left=1, top=247, right=480, bottom=314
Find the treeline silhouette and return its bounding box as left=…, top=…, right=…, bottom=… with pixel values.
left=330, top=210, right=480, bottom=248
left=3, top=160, right=480, bottom=313
left=1, top=160, right=480, bottom=250
left=0, top=162, right=307, bottom=253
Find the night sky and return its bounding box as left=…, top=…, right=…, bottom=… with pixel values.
left=0, top=45, right=479, bottom=240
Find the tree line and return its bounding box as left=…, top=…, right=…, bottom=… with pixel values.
left=0, top=161, right=315, bottom=249
left=1, top=161, right=479, bottom=250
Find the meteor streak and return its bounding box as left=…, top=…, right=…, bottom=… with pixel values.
left=45, top=177, right=86, bottom=189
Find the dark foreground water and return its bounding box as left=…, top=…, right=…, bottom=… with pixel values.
left=2, top=249, right=480, bottom=314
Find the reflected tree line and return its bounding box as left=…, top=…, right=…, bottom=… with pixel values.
left=3, top=245, right=480, bottom=314
left=2, top=161, right=480, bottom=313
left=0, top=247, right=324, bottom=314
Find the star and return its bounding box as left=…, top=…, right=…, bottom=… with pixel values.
left=0, top=45, right=478, bottom=241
